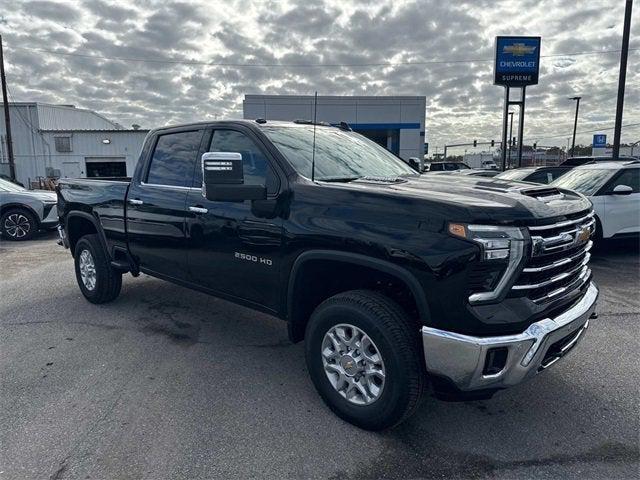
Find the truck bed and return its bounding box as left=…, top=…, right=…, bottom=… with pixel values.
left=57, top=178, right=131, bottom=257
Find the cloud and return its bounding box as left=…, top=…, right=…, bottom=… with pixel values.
left=3, top=0, right=638, bottom=148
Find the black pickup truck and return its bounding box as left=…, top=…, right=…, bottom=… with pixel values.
left=57, top=120, right=598, bottom=430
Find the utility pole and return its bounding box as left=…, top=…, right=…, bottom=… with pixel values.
left=0, top=35, right=16, bottom=181
left=613, top=0, right=633, bottom=160
left=569, top=96, right=581, bottom=157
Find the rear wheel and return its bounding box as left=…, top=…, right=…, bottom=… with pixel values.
left=74, top=234, right=122, bottom=304
left=1, top=208, right=38, bottom=241
left=305, top=290, right=425, bottom=430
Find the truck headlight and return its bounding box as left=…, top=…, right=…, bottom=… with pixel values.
left=449, top=223, right=525, bottom=303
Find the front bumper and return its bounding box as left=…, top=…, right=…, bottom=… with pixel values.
left=421, top=282, right=598, bottom=392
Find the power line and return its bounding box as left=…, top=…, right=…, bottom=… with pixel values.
left=529, top=122, right=640, bottom=142
left=7, top=44, right=639, bottom=68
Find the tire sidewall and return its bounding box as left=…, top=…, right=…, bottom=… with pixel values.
left=1, top=209, right=37, bottom=241
left=305, top=301, right=414, bottom=429
left=74, top=237, right=103, bottom=301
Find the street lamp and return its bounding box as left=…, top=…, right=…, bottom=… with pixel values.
left=569, top=96, right=581, bottom=157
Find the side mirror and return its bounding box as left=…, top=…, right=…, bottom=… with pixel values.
left=201, top=152, right=266, bottom=201
left=612, top=184, right=633, bottom=195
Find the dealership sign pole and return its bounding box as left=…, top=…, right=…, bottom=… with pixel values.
left=494, top=36, right=541, bottom=170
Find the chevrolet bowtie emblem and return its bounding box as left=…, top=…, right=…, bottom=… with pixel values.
left=576, top=226, right=591, bottom=244
left=504, top=43, right=536, bottom=56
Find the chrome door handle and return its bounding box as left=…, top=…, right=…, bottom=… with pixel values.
left=189, top=206, right=208, bottom=214
left=128, top=198, right=143, bottom=205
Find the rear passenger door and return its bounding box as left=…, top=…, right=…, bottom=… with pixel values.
left=126, top=128, right=205, bottom=281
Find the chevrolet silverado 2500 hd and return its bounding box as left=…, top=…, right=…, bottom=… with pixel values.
left=57, top=120, right=598, bottom=430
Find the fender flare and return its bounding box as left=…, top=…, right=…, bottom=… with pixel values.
left=286, top=250, right=431, bottom=338
left=65, top=211, right=110, bottom=258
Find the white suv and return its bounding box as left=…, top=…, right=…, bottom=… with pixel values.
left=551, top=161, right=640, bottom=240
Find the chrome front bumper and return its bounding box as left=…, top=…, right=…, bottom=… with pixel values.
left=421, top=282, right=598, bottom=392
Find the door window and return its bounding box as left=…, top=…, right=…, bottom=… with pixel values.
left=194, top=130, right=279, bottom=194
left=146, top=130, right=203, bottom=187
left=608, top=168, right=639, bottom=193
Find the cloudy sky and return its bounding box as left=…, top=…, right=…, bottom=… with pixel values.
left=1, top=0, right=638, bottom=152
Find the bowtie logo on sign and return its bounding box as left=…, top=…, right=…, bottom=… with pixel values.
left=503, top=43, right=537, bottom=56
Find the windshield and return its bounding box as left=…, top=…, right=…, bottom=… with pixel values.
left=0, top=178, right=26, bottom=192
left=550, top=168, right=615, bottom=195
left=496, top=169, right=533, bottom=181
left=261, top=125, right=418, bottom=181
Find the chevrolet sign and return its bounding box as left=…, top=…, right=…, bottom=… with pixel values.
left=494, top=36, right=541, bottom=87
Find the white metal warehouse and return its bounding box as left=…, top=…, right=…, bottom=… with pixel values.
left=0, top=102, right=148, bottom=188
left=243, top=95, right=427, bottom=160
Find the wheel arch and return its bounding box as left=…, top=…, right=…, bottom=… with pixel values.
left=0, top=203, right=41, bottom=228
left=65, top=211, right=109, bottom=258
left=286, top=250, right=431, bottom=343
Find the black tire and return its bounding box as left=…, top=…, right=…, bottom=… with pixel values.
left=74, top=234, right=122, bottom=304
left=1, top=208, right=38, bottom=241
left=305, top=290, right=425, bottom=430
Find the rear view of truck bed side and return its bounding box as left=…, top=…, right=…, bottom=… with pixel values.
left=56, top=177, right=131, bottom=261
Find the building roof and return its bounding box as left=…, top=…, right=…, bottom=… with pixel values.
left=3, top=102, right=125, bottom=131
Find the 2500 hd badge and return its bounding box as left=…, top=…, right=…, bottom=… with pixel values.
left=235, top=251, right=273, bottom=266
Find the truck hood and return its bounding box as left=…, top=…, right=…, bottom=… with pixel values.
left=328, top=175, right=592, bottom=224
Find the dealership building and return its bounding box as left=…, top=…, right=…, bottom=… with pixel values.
left=0, top=102, right=148, bottom=188
left=243, top=95, right=426, bottom=160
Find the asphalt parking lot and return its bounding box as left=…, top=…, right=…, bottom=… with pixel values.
left=1, top=232, right=638, bottom=480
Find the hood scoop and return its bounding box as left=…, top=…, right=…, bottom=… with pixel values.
left=521, top=187, right=565, bottom=202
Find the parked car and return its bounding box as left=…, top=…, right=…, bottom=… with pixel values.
left=495, top=166, right=572, bottom=184
left=427, top=161, right=471, bottom=172
left=551, top=161, right=639, bottom=241
left=0, top=174, right=25, bottom=187
left=560, top=155, right=637, bottom=167
left=57, top=120, right=598, bottom=430
left=0, top=178, right=58, bottom=240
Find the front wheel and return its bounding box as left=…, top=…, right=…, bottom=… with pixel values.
left=74, top=234, right=122, bottom=304
left=305, top=290, right=425, bottom=430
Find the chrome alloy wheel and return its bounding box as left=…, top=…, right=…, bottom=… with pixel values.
left=78, top=249, right=97, bottom=291
left=321, top=324, right=386, bottom=405
left=4, top=213, right=31, bottom=238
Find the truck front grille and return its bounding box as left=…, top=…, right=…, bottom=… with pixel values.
left=511, top=210, right=595, bottom=304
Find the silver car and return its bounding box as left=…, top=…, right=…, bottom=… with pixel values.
left=0, top=178, right=58, bottom=240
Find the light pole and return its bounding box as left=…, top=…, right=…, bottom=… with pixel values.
left=507, top=111, right=514, bottom=167
left=613, top=0, right=633, bottom=160
left=569, top=96, right=581, bottom=157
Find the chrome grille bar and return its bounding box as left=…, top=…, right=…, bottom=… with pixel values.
left=512, top=256, right=590, bottom=290
left=523, top=241, right=592, bottom=273
left=528, top=211, right=595, bottom=231
left=532, top=267, right=591, bottom=303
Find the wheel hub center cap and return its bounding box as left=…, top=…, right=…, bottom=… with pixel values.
left=340, top=355, right=359, bottom=376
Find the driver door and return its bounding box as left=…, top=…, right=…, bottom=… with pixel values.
left=185, top=127, right=283, bottom=311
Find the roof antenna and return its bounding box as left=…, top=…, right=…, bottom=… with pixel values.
left=311, top=91, right=318, bottom=182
